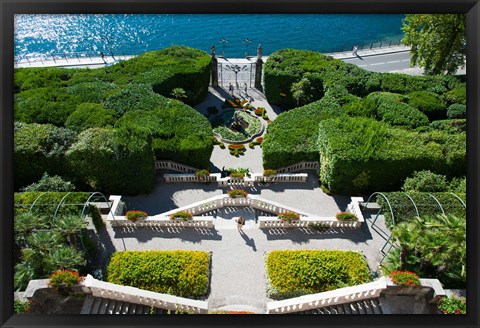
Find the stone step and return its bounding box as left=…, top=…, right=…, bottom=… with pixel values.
left=81, top=296, right=169, bottom=315
left=295, top=298, right=383, bottom=315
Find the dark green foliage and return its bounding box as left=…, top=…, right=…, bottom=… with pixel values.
left=106, top=250, right=210, bottom=297
left=366, top=91, right=408, bottom=106
left=14, top=122, right=77, bottom=190
left=317, top=117, right=466, bottom=194
left=342, top=97, right=377, bottom=118
left=448, top=176, right=466, bottom=194
left=444, top=87, right=466, bottom=105
left=378, top=73, right=409, bottom=94
left=66, top=128, right=155, bottom=195
left=262, top=97, right=342, bottom=169
left=407, top=91, right=447, bottom=120
left=446, top=103, right=466, bottom=119
left=402, top=170, right=448, bottom=192
left=115, top=99, right=213, bottom=168
left=375, top=192, right=465, bottom=229
left=88, top=205, right=105, bottom=231
left=65, top=103, right=116, bottom=132
left=14, top=67, right=74, bottom=92
left=104, top=84, right=168, bottom=118
left=21, top=172, right=75, bottom=192
left=113, top=46, right=211, bottom=105
left=14, top=87, right=81, bottom=126
left=263, top=49, right=331, bottom=106
left=430, top=119, right=466, bottom=133
left=376, top=102, right=430, bottom=128
left=266, top=250, right=371, bottom=299
left=65, top=80, right=119, bottom=103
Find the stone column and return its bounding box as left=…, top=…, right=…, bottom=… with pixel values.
left=210, top=45, right=218, bottom=87
left=254, top=58, right=263, bottom=90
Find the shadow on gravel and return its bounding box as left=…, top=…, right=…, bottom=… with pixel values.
left=112, top=226, right=223, bottom=243
left=260, top=226, right=372, bottom=244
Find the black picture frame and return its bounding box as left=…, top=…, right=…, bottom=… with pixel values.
left=1, top=1, right=479, bottom=328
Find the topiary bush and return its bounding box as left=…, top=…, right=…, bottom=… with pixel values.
left=430, top=119, right=466, bottom=133
left=266, top=250, right=371, bottom=299
left=14, top=122, right=77, bottom=190
left=401, top=170, right=449, bottom=192
left=376, top=102, right=430, bottom=128
left=114, top=99, right=213, bottom=169
left=21, top=172, right=75, bottom=192
left=262, top=96, right=342, bottom=169
left=65, top=103, right=116, bottom=132
left=444, top=86, right=466, bottom=105
left=106, top=250, right=210, bottom=297
left=66, top=128, right=155, bottom=195
left=407, top=91, right=447, bottom=121
left=446, top=103, right=466, bottom=119
left=317, top=117, right=466, bottom=194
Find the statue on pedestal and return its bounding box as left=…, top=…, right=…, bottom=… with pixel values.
left=211, top=45, right=216, bottom=57
left=257, top=44, right=263, bottom=60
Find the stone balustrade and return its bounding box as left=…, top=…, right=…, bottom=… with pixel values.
left=258, top=216, right=362, bottom=229
left=163, top=172, right=308, bottom=186
left=266, top=277, right=388, bottom=314
left=83, top=275, right=209, bottom=314
left=109, top=216, right=214, bottom=228
left=276, top=161, right=319, bottom=173
left=155, top=160, right=198, bottom=173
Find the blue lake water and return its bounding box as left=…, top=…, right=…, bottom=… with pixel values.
left=14, top=14, right=405, bottom=60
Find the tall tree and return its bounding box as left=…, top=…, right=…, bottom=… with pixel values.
left=401, top=14, right=466, bottom=75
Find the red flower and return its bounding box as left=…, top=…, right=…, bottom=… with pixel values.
left=443, top=310, right=447, bottom=314
left=455, top=309, right=461, bottom=314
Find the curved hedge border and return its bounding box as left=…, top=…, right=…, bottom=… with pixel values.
left=266, top=250, right=371, bottom=299
left=106, top=250, right=210, bottom=298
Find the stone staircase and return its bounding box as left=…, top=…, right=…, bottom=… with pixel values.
left=81, top=295, right=169, bottom=314
left=297, top=298, right=383, bottom=314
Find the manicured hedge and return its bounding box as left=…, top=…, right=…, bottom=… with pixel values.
left=14, top=67, right=75, bottom=92
left=407, top=91, right=447, bottom=121
left=114, top=99, right=213, bottom=169
left=106, top=250, right=210, bottom=298
left=430, top=119, right=466, bottom=133
left=66, top=128, right=155, bottom=195
left=266, top=250, right=371, bottom=299
left=376, top=102, right=429, bottom=128
left=65, top=80, right=119, bottom=103
left=14, top=122, right=77, bottom=190
left=444, top=86, right=466, bottom=105
left=262, top=96, right=342, bottom=169
left=447, top=104, right=466, bottom=119
left=317, top=117, right=466, bottom=194
left=375, top=192, right=466, bottom=229
left=65, top=103, right=116, bottom=132
left=111, top=46, right=211, bottom=105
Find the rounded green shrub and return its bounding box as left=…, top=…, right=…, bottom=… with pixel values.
left=447, top=103, right=466, bottom=119
left=65, top=103, right=116, bottom=132
left=444, top=86, right=466, bottom=105
left=376, top=102, right=429, bottom=128
left=401, top=170, right=448, bottom=192
left=407, top=91, right=447, bottom=120
left=65, top=80, right=119, bottom=103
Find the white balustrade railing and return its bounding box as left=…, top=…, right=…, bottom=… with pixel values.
left=82, top=275, right=208, bottom=314
left=258, top=216, right=362, bottom=228
left=276, top=161, right=319, bottom=174
left=110, top=216, right=214, bottom=228
left=163, top=172, right=308, bottom=186
left=266, top=277, right=388, bottom=314
left=155, top=160, right=198, bottom=173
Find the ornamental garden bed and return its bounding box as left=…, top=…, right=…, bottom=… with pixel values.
left=265, top=250, right=371, bottom=299
left=106, top=250, right=210, bottom=298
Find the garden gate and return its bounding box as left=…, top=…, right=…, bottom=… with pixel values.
left=218, top=61, right=256, bottom=88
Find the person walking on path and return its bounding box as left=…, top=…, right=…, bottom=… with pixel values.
left=244, top=82, right=248, bottom=96
left=352, top=45, right=358, bottom=56
left=100, top=51, right=106, bottom=63
left=236, top=216, right=245, bottom=233
left=228, top=83, right=234, bottom=97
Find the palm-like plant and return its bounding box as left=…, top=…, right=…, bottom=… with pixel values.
left=26, top=230, right=63, bottom=254
left=53, top=215, right=86, bottom=246
left=45, top=245, right=85, bottom=272
left=170, top=88, right=187, bottom=101
left=14, top=262, right=35, bottom=291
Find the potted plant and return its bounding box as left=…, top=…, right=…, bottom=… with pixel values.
left=227, top=189, right=248, bottom=198
left=126, top=210, right=148, bottom=223
left=336, top=212, right=358, bottom=221
left=195, top=169, right=210, bottom=181
left=263, top=169, right=277, bottom=179
left=48, top=270, right=84, bottom=295
left=388, top=270, right=421, bottom=287
left=278, top=211, right=300, bottom=223
left=169, top=210, right=193, bottom=221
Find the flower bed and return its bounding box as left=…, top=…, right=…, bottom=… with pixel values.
left=438, top=294, right=466, bottom=314
left=336, top=212, right=358, bottom=221
left=227, top=189, right=248, bottom=198
left=266, top=250, right=371, bottom=299
left=126, top=210, right=148, bottom=222
left=106, top=250, right=210, bottom=297
left=228, top=144, right=246, bottom=157
left=263, top=169, right=277, bottom=177
left=48, top=270, right=84, bottom=288
left=278, top=211, right=300, bottom=223
left=169, top=210, right=193, bottom=221
left=388, top=270, right=421, bottom=287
